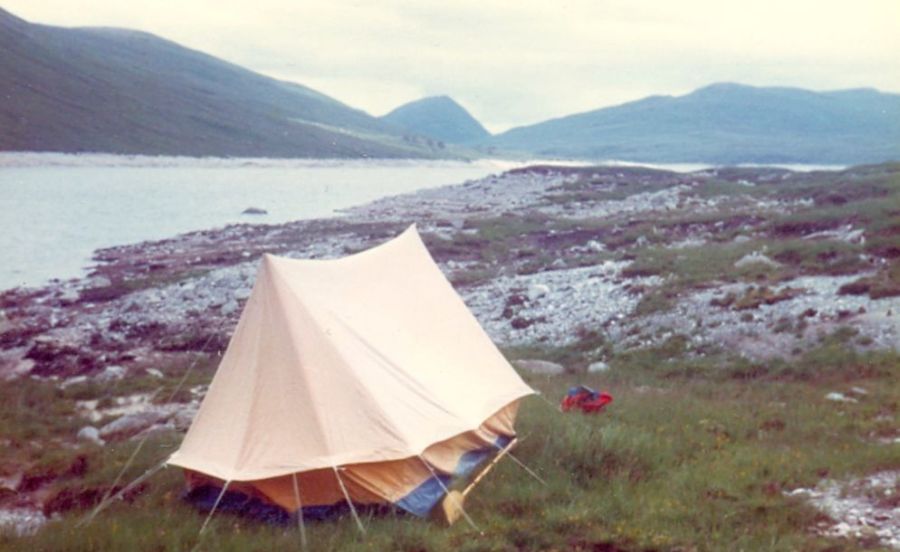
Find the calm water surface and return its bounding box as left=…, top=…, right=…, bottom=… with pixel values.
left=0, top=154, right=841, bottom=291
left=0, top=155, right=521, bottom=290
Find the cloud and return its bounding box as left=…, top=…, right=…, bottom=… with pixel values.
left=5, top=0, right=898, bottom=131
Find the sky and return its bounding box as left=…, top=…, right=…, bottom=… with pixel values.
left=4, top=1, right=899, bottom=132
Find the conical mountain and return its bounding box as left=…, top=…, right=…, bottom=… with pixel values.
left=382, top=96, right=490, bottom=144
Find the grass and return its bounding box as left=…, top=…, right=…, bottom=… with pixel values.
left=3, top=341, right=898, bottom=551
left=3, top=163, right=899, bottom=549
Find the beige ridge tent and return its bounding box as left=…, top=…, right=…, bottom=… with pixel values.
left=166, top=224, right=535, bottom=519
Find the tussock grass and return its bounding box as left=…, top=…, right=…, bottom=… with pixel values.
left=4, top=342, right=898, bottom=551
left=4, top=164, right=900, bottom=550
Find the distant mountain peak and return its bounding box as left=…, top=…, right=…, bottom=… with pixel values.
left=687, top=82, right=776, bottom=98
left=694, top=82, right=748, bottom=92
left=488, top=83, right=900, bottom=164
left=420, top=95, right=461, bottom=106
left=381, top=95, right=490, bottom=144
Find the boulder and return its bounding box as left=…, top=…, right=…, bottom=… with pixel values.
left=76, top=426, right=105, bottom=446
left=60, top=375, right=89, bottom=389
left=527, top=284, right=550, bottom=301
left=173, top=407, right=199, bottom=431
left=85, top=276, right=112, bottom=288
left=588, top=361, right=610, bottom=373
left=220, top=299, right=239, bottom=316
left=96, top=365, right=127, bottom=383
left=586, top=240, right=606, bottom=253
left=734, top=252, right=780, bottom=269
left=131, top=422, right=176, bottom=442
left=825, top=392, right=858, bottom=403
left=58, top=288, right=80, bottom=303
left=99, top=411, right=169, bottom=441
left=145, top=368, right=164, bottom=379
left=513, top=359, right=565, bottom=376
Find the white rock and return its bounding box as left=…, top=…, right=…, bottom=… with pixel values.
left=586, top=240, right=606, bottom=253
left=220, top=299, right=239, bottom=315
left=527, top=284, right=550, bottom=301
left=85, top=276, right=112, bottom=288
left=833, top=522, right=851, bottom=536
left=76, top=426, right=105, bottom=446
left=131, top=421, right=176, bottom=442
left=59, top=288, right=80, bottom=303
left=513, top=359, right=565, bottom=376
left=145, top=368, right=164, bottom=379
left=60, top=375, right=88, bottom=389
left=0, top=508, right=46, bottom=537
left=588, top=361, right=610, bottom=373
left=173, top=407, right=199, bottom=431
left=96, top=365, right=127, bottom=383
left=825, top=392, right=858, bottom=403
left=734, top=252, right=780, bottom=269
left=99, top=411, right=168, bottom=440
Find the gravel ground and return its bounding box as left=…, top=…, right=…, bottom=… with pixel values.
left=0, top=507, right=47, bottom=537
left=788, top=470, right=900, bottom=549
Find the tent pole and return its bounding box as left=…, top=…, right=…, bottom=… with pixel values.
left=417, top=456, right=481, bottom=533
left=198, top=480, right=230, bottom=535
left=332, top=467, right=366, bottom=535
left=188, top=480, right=230, bottom=552
left=291, top=473, right=308, bottom=549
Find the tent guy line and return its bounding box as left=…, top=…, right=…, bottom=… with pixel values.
left=79, top=327, right=227, bottom=528
left=84, top=225, right=546, bottom=545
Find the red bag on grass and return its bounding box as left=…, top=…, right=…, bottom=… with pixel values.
left=561, top=385, right=613, bottom=413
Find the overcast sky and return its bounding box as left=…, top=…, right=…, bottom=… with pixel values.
left=5, top=1, right=899, bottom=132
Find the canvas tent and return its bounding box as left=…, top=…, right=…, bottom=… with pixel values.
left=167, top=225, right=535, bottom=519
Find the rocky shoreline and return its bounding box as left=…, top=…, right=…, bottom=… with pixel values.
left=2, top=162, right=898, bottom=388
left=2, top=165, right=898, bottom=387
left=1, top=162, right=898, bottom=543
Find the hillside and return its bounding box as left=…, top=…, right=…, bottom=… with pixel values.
left=381, top=95, right=490, bottom=144
left=0, top=8, right=444, bottom=158
left=486, top=83, right=900, bottom=164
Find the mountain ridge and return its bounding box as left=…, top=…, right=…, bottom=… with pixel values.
left=485, top=82, right=900, bottom=164
left=0, top=8, right=445, bottom=158
left=381, top=96, right=490, bottom=144
left=3, top=5, right=897, bottom=165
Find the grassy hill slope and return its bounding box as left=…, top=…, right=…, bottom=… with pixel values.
left=486, top=83, right=900, bottom=164
left=0, top=8, right=444, bottom=158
